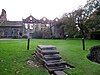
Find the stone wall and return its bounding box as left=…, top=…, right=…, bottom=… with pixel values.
left=0, top=27, right=23, bottom=38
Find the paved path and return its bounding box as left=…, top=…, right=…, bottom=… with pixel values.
left=0, top=38, right=20, bottom=40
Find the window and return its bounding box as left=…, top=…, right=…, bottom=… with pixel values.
left=25, top=23, right=28, bottom=29
left=43, top=18, right=46, bottom=21
left=55, top=18, right=58, bottom=21
left=46, top=24, right=50, bottom=27
left=30, top=17, right=32, bottom=20
left=30, top=24, right=33, bottom=29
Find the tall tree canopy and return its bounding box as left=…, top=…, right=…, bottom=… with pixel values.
left=60, top=0, right=100, bottom=37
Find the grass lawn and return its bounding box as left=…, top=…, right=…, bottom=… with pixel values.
left=0, top=39, right=100, bottom=75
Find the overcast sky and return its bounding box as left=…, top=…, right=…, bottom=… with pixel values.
left=0, top=0, right=88, bottom=21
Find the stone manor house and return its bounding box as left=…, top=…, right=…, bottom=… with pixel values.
left=0, top=9, right=64, bottom=39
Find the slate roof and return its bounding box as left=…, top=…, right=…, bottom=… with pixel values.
left=0, top=21, right=23, bottom=27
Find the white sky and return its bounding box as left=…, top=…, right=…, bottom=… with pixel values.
left=0, top=0, right=87, bottom=21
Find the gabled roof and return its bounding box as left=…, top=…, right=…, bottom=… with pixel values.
left=53, top=17, right=59, bottom=22
left=23, top=15, right=38, bottom=23
left=52, top=17, right=59, bottom=25
left=22, top=15, right=60, bottom=25
left=39, top=17, right=50, bottom=24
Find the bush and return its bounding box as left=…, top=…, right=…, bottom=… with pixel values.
left=90, top=31, right=100, bottom=40
left=32, top=31, right=43, bottom=39
left=12, top=36, right=18, bottom=39
left=74, top=34, right=82, bottom=38
left=22, top=35, right=28, bottom=38
left=87, top=45, right=100, bottom=64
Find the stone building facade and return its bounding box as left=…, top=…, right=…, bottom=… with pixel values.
left=0, top=9, right=23, bottom=38
left=0, top=21, right=23, bottom=38
left=0, top=9, right=64, bottom=39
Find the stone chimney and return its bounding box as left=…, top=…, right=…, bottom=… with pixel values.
left=0, top=9, right=7, bottom=21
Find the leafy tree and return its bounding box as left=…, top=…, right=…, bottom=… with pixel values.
left=60, top=12, right=78, bottom=37
left=60, top=0, right=100, bottom=38
left=85, top=7, right=100, bottom=32
left=83, top=0, right=100, bottom=36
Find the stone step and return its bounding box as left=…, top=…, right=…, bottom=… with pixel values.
left=36, top=47, right=56, bottom=51
left=38, top=45, right=56, bottom=50
left=44, top=54, right=61, bottom=61
left=37, top=48, right=59, bottom=55
left=45, top=65, right=66, bottom=72
left=44, top=60, right=66, bottom=66
left=34, top=52, right=44, bottom=64
left=41, top=50, right=59, bottom=55
left=53, top=71, right=67, bottom=75
left=35, top=50, right=43, bottom=58
left=35, top=51, right=61, bottom=61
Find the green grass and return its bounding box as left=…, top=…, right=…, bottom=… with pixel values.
left=0, top=39, right=100, bottom=75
